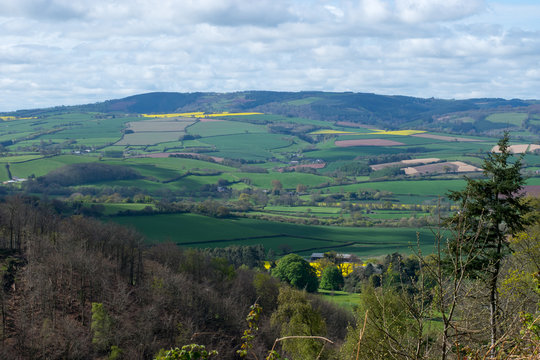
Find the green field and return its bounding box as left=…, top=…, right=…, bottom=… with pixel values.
left=83, top=202, right=155, bottom=215
left=318, top=290, right=362, bottom=309
left=9, top=155, right=98, bottom=178
left=486, top=113, right=527, bottom=127
left=204, top=133, right=293, bottom=160
left=188, top=120, right=267, bottom=137
left=287, top=97, right=322, bottom=106
left=325, top=179, right=468, bottom=197
left=117, top=132, right=184, bottom=145
left=109, top=213, right=436, bottom=257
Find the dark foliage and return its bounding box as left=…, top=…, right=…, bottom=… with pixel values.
left=0, top=196, right=351, bottom=359
left=38, top=163, right=142, bottom=186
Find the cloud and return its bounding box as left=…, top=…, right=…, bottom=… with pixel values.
left=0, top=0, right=539, bottom=111
left=394, top=0, right=486, bottom=23
left=0, top=0, right=85, bottom=21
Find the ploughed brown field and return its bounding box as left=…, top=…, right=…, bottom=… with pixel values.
left=403, top=161, right=482, bottom=175
left=277, top=163, right=326, bottom=172
left=370, top=158, right=440, bottom=171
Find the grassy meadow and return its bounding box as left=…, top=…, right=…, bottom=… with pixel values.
left=110, top=213, right=436, bottom=257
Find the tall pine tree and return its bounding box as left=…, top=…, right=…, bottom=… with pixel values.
left=445, top=132, right=531, bottom=351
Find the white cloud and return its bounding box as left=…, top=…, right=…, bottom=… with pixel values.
left=395, top=0, right=486, bottom=23
left=0, top=0, right=539, bottom=111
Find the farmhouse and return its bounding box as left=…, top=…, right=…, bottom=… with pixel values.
left=309, top=252, right=355, bottom=262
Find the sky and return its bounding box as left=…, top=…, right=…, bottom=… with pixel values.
left=1, top=0, right=539, bottom=111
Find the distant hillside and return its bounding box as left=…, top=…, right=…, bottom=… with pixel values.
left=4, top=91, right=539, bottom=137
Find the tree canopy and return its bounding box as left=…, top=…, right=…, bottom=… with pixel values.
left=272, top=254, right=319, bottom=292
left=319, top=266, right=344, bottom=291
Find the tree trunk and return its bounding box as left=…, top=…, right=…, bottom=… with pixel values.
left=489, top=235, right=503, bottom=356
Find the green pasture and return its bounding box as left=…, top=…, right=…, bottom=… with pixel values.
left=324, top=179, right=467, bottom=197
left=91, top=172, right=235, bottom=192
left=105, top=157, right=236, bottom=182
left=419, top=141, right=495, bottom=156
left=261, top=206, right=344, bottom=219
left=84, top=202, right=155, bottom=215
left=109, top=213, right=436, bottom=257
left=364, top=210, right=428, bottom=220
left=188, top=120, right=267, bottom=137
left=435, top=155, right=484, bottom=166
left=141, top=141, right=184, bottom=152
left=1, top=113, right=135, bottom=149
left=235, top=171, right=332, bottom=189
left=318, top=290, right=361, bottom=309
left=0, top=154, right=43, bottom=163
left=486, top=113, right=527, bottom=127
left=39, top=116, right=135, bottom=141
left=103, top=203, right=155, bottom=215
left=264, top=205, right=342, bottom=215
left=305, top=146, right=402, bottom=162
left=203, top=133, right=293, bottom=160
left=0, top=167, right=9, bottom=182
left=332, top=126, right=373, bottom=134
left=0, top=131, right=34, bottom=143
left=9, top=155, right=97, bottom=178
left=127, top=156, right=235, bottom=171
left=84, top=178, right=173, bottom=192
left=116, top=132, right=184, bottom=146
left=526, top=177, right=540, bottom=186
left=508, top=129, right=538, bottom=139
left=286, top=97, right=322, bottom=106
left=127, top=120, right=193, bottom=132
left=523, top=154, right=540, bottom=167
left=335, top=134, right=444, bottom=146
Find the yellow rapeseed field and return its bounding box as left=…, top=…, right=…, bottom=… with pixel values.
left=0, top=116, right=37, bottom=121
left=368, top=129, right=426, bottom=136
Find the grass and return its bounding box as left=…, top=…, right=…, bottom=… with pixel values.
left=203, top=133, right=293, bottom=160
left=364, top=210, right=427, bottom=220
left=108, top=213, right=436, bottom=257
left=526, top=177, right=540, bottom=186
left=9, top=155, right=98, bottom=178
left=234, top=171, right=332, bottom=189
left=0, top=154, right=43, bottom=163
left=116, top=132, right=184, bottom=145
left=286, top=97, right=322, bottom=106
left=324, top=179, right=467, bottom=197
left=84, top=202, right=155, bottom=215
left=306, top=146, right=403, bottom=162
left=0, top=167, right=10, bottom=182
left=188, top=120, right=267, bottom=137
left=318, top=290, right=361, bottom=309
left=264, top=205, right=342, bottom=214
left=486, top=113, right=527, bottom=127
